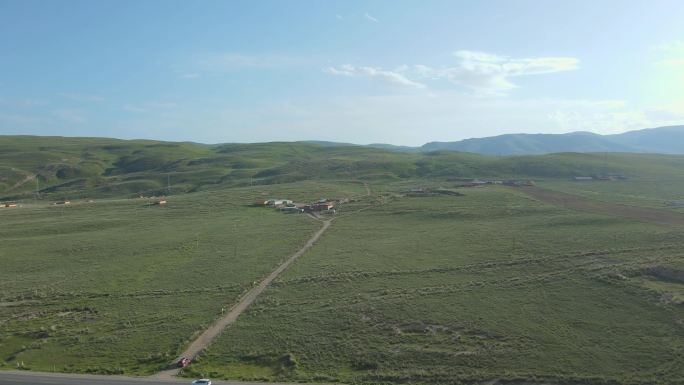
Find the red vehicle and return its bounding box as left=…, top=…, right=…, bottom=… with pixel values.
left=177, top=357, right=191, bottom=368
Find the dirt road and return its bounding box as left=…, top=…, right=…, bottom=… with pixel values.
left=519, top=186, right=684, bottom=226
left=154, top=217, right=333, bottom=378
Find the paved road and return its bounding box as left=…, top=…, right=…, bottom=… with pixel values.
left=0, top=370, right=222, bottom=385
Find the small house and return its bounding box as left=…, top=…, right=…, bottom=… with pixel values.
left=312, top=202, right=335, bottom=211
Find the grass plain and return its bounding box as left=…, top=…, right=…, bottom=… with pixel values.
left=1, top=136, right=684, bottom=385
left=188, top=187, right=684, bottom=385
left=0, top=180, right=365, bottom=374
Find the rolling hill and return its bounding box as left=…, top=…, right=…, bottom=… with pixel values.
left=3, top=134, right=684, bottom=201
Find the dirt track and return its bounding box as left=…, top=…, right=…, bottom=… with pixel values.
left=154, top=217, right=333, bottom=378
left=519, top=186, right=684, bottom=226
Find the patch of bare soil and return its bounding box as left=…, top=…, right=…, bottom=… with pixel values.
left=519, top=186, right=684, bottom=226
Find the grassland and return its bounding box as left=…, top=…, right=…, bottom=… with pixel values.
left=2, top=136, right=684, bottom=384
left=188, top=186, right=684, bottom=385
left=0, top=180, right=365, bottom=374
left=540, top=179, right=684, bottom=212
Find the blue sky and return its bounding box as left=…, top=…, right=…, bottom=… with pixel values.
left=1, top=0, right=683, bottom=145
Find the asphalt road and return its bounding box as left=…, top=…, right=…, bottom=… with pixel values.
left=0, top=371, right=241, bottom=385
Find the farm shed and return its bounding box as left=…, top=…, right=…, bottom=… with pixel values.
left=280, top=206, right=304, bottom=214
left=312, top=202, right=335, bottom=211
left=267, top=199, right=293, bottom=207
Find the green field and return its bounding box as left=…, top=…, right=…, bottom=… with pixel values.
left=0, top=180, right=366, bottom=374
left=187, top=186, right=684, bottom=385
left=540, top=179, right=684, bottom=212
left=2, top=136, right=684, bottom=384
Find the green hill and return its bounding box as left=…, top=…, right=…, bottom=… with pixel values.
left=2, top=135, right=684, bottom=201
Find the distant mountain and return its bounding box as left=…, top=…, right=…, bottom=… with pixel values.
left=418, top=126, right=684, bottom=155
left=606, top=126, right=684, bottom=154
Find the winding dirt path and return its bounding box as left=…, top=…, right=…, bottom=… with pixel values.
left=154, top=217, right=333, bottom=379
left=519, top=186, right=684, bottom=226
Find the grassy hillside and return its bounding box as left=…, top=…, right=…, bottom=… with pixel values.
left=3, top=135, right=684, bottom=203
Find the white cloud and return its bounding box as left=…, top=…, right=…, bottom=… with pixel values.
left=181, top=73, right=200, bottom=79
left=325, top=65, right=425, bottom=88
left=324, top=64, right=357, bottom=77
left=413, top=50, right=579, bottom=95
left=336, top=14, right=343, bottom=20
left=364, top=13, right=379, bottom=23
left=326, top=50, right=579, bottom=95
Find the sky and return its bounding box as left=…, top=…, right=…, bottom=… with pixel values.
left=1, top=0, right=684, bottom=146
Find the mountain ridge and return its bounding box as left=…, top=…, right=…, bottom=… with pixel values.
left=418, top=125, right=684, bottom=155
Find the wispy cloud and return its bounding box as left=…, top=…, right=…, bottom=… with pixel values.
left=654, top=40, right=684, bottom=53
left=325, top=65, right=425, bottom=88
left=411, top=50, right=579, bottom=95
left=123, top=104, right=147, bottom=113
left=123, top=101, right=179, bottom=114
left=52, top=108, right=86, bottom=123
left=326, top=50, right=579, bottom=95
left=336, top=14, right=343, bottom=20
left=0, top=112, right=48, bottom=126
left=195, top=53, right=309, bottom=71
left=364, top=13, right=379, bottom=23
left=59, top=93, right=105, bottom=102
left=654, top=40, right=684, bottom=68
left=181, top=73, right=200, bottom=79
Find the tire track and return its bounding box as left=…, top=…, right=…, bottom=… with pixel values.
left=154, top=217, right=333, bottom=378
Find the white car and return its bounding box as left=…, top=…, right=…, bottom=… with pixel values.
left=192, top=380, right=212, bottom=385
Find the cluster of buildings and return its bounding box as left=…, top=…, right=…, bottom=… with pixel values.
left=572, top=174, right=628, bottom=181
left=1, top=202, right=18, bottom=209
left=406, top=188, right=464, bottom=197
left=254, top=197, right=338, bottom=214
left=450, top=179, right=535, bottom=188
